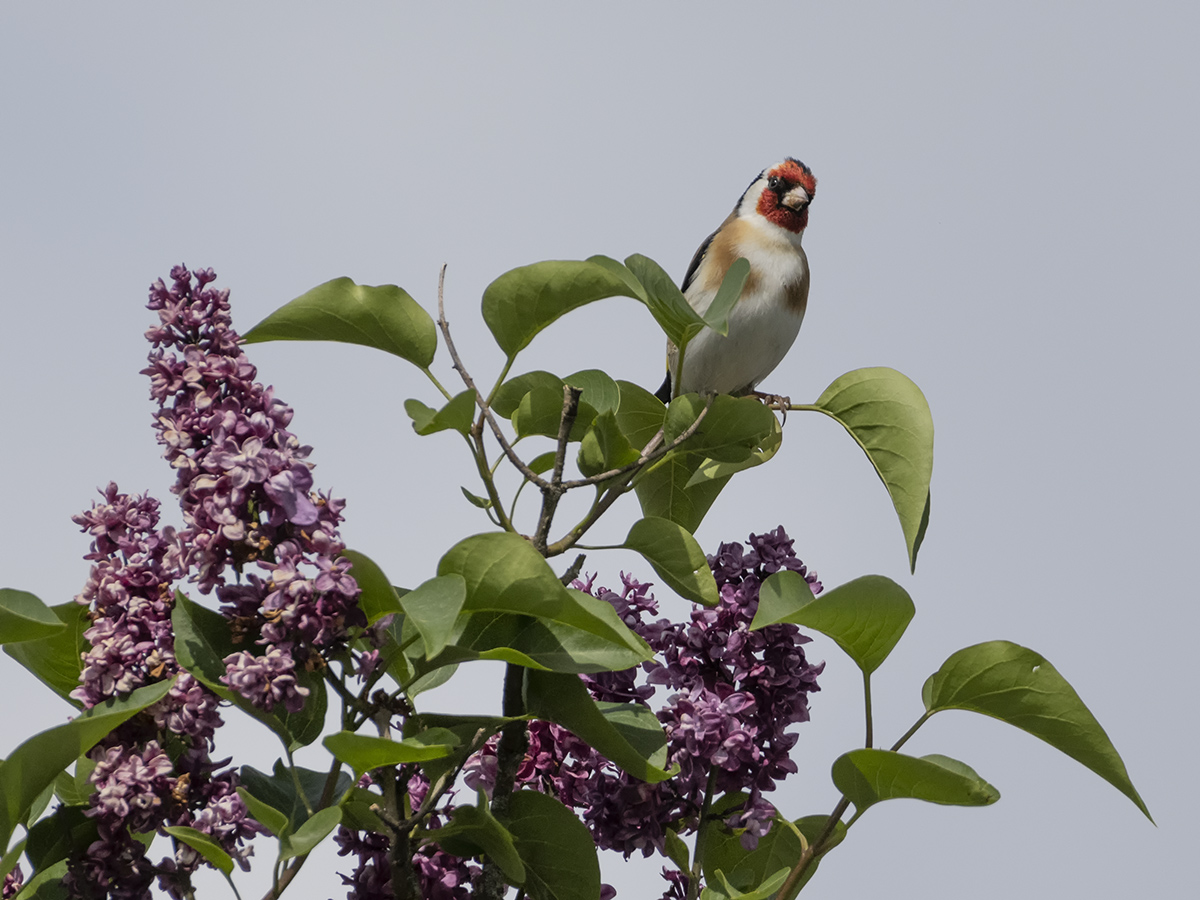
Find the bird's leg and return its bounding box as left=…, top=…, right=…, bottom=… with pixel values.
left=750, top=390, right=791, bottom=424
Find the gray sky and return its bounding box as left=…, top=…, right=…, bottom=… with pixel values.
left=1, top=2, right=1194, bottom=898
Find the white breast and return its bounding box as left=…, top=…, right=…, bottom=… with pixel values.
left=674, top=225, right=808, bottom=396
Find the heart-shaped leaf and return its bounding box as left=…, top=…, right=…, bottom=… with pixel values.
left=507, top=790, right=601, bottom=900
left=243, top=277, right=436, bottom=368
left=0, top=679, right=174, bottom=852
left=922, top=641, right=1151, bottom=820
left=831, top=749, right=999, bottom=813
left=163, top=825, right=235, bottom=875
left=482, top=260, right=645, bottom=360
left=405, top=390, right=476, bottom=436
left=0, top=589, right=65, bottom=645
left=622, top=517, right=719, bottom=607
left=751, top=573, right=914, bottom=676
left=524, top=670, right=674, bottom=783
left=812, top=368, right=933, bottom=571
left=438, top=534, right=649, bottom=658
left=432, top=790, right=525, bottom=885
left=323, top=729, right=460, bottom=776
left=341, top=550, right=403, bottom=624
left=3, top=601, right=89, bottom=706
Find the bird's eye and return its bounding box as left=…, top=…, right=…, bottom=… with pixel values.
left=767, top=176, right=781, bottom=191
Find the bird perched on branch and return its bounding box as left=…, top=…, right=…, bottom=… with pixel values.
left=655, top=158, right=816, bottom=404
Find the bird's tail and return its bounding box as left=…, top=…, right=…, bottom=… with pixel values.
left=653, top=373, right=672, bottom=404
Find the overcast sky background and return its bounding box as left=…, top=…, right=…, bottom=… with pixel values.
left=1, top=3, right=1195, bottom=898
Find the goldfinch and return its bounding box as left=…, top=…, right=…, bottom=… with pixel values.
left=655, top=158, right=816, bottom=403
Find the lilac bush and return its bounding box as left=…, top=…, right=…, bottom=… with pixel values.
left=12, top=257, right=1121, bottom=900
left=463, top=529, right=824, bottom=897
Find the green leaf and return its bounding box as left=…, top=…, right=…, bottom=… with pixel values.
left=398, top=575, right=467, bottom=660
left=163, top=825, right=234, bottom=875
left=482, top=260, right=646, bottom=360
left=461, top=487, right=493, bottom=509
left=634, top=453, right=729, bottom=533
left=243, top=277, right=436, bottom=368
left=831, top=749, right=999, bottom=813
left=511, top=387, right=595, bottom=441
left=433, top=790, right=525, bottom=884
left=524, top=670, right=673, bottom=782
left=624, top=254, right=704, bottom=349
left=614, top=380, right=667, bottom=450
left=702, top=867, right=789, bottom=900
left=51, top=756, right=97, bottom=809
left=527, top=452, right=557, bottom=475
left=12, top=859, right=68, bottom=900
left=564, top=369, right=621, bottom=416
left=491, top=371, right=564, bottom=417
left=172, top=592, right=327, bottom=751
left=701, top=257, right=751, bottom=336
left=323, top=729, right=460, bottom=776
left=418, top=608, right=650, bottom=675
left=341, top=550, right=404, bottom=624
left=279, top=806, right=342, bottom=861
left=813, top=368, right=934, bottom=572
left=686, top=417, right=783, bottom=488
left=235, top=786, right=290, bottom=837
left=405, top=390, right=476, bottom=436
left=922, top=641, right=1151, bottom=820
left=787, top=814, right=847, bottom=892
left=339, top=786, right=389, bottom=834
left=622, top=517, right=719, bottom=607
left=751, top=573, right=914, bottom=675
left=666, top=394, right=777, bottom=464
left=3, top=602, right=89, bottom=706
left=577, top=410, right=639, bottom=478
left=438, top=533, right=650, bottom=657
left=25, top=806, right=96, bottom=872
left=0, top=590, right=65, bottom=645
left=0, top=839, right=24, bottom=889
left=0, top=679, right=173, bottom=852
left=239, top=761, right=353, bottom=834
left=698, top=796, right=803, bottom=891
left=664, top=827, right=690, bottom=873
left=507, top=790, right=600, bottom=900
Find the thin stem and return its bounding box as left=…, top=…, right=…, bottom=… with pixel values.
left=557, top=396, right=710, bottom=490
left=258, top=857, right=307, bottom=900
left=545, top=397, right=713, bottom=556
left=435, top=265, right=549, bottom=491
left=863, top=672, right=873, bottom=749
left=687, top=769, right=718, bottom=900
left=221, top=872, right=244, bottom=900
left=479, top=665, right=529, bottom=900
left=532, top=385, right=582, bottom=553
left=284, top=750, right=314, bottom=818
left=889, top=710, right=933, bottom=753
left=775, top=796, right=851, bottom=900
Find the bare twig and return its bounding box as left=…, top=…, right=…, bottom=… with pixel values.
left=559, top=393, right=713, bottom=489
left=775, top=797, right=851, bottom=900
left=435, top=265, right=549, bottom=490
left=532, top=385, right=582, bottom=553
left=559, top=553, right=587, bottom=586
left=543, top=396, right=715, bottom=557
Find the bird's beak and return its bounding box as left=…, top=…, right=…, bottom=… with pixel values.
left=780, top=186, right=811, bottom=212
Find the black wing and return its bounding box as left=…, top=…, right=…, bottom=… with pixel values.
left=680, top=228, right=718, bottom=294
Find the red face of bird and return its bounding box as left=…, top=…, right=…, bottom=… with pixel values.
left=739, top=158, right=817, bottom=234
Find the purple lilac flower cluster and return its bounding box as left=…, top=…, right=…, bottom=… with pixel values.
left=464, top=528, right=824, bottom=898
left=2, top=867, right=22, bottom=900
left=144, top=265, right=364, bottom=710
left=65, top=486, right=260, bottom=900
left=333, top=773, right=481, bottom=900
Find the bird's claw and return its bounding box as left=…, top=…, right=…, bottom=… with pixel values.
left=751, top=390, right=791, bottom=424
